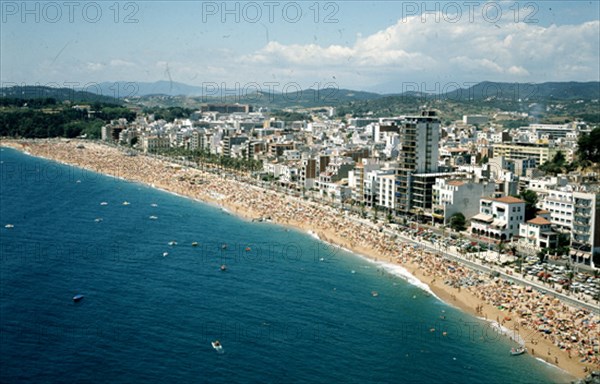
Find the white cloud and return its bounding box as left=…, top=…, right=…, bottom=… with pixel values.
left=109, top=59, right=135, bottom=67
left=239, top=16, right=599, bottom=88
left=86, top=62, right=105, bottom=71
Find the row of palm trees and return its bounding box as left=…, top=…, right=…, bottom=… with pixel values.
left=154, top=147, right=263, bottom=176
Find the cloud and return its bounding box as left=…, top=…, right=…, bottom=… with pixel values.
left=86, top=62, right=105, bottom=71
left=109, top=59, right=135, bottom=67
left=240, top=16, right=600, bottom=87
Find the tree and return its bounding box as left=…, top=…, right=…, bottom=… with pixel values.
left=518, top=189, right=538, bottom=221
left=449, top=212, right=466, bottom=232
left=576, top=127, right=600, bottom=164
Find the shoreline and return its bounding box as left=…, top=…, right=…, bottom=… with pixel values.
left=2, top=138, right=597, bottom=379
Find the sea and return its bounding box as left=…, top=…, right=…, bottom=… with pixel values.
left=0, top=146, right=574, bottom=384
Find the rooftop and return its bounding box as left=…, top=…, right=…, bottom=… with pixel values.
left=491, top=196, right=525, bottom=204
left=527, top=216, right=552, bottom=226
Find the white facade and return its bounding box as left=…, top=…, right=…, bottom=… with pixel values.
left=470, top=196, right=525, bottom=240
left=432, top=179, right=496, bottom=224
left=377, top=174, right=396, bottom=210
left=519, top=216, right=558, bottom=251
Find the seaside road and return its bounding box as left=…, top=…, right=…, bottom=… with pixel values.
left=400, top=234, right=600, bottom=314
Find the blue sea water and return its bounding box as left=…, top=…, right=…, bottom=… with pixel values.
left=0, top=147, right=573, bottom=384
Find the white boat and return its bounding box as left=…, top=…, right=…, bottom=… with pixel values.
left=211, top=341, right=224, bottom=353
left=510, top=347, right=526, bottom=356
left=94, top=218, right=103, bottom=223
left=4, top=224, right=14, bottom=228
left=168, top=241, right=178, bottom=246
left=162, top=252, right=169, bottom=257
left=149, top=216, right=158, bottom=220
left=122, top=201, right=130, bottom=206
left=151, top=203, right=158, bottom=207
left=100, top=202, right=108, bottom=206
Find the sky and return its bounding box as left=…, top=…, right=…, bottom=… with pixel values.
left=1, top=1, right=599, bottom=94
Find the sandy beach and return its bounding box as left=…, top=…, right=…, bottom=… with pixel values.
left=2, top=138, right=598, bottom=378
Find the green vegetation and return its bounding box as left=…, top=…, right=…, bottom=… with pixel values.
left=518, top=189, right=539, bottom=221
left=576, top=127, right=600, bottom=164
left=269, top=110, right=311, bottom=122
left=449, top=212, right=466, bottom=232
left=0, top=98, right=135, bottom=139
left=142, top=106, right=193, bottom=121
left=538, top=151, right=576, bottom=175
left=154, top=147, right=263, bottom=174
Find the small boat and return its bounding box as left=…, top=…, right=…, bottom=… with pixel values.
left=220, top=264, right=227, bottom=271
left=245, top=247, right=251, bottom=252
left=211, top=340, right=224, bottom=353
left=151, top=203, right=158, bottom=207
left=192, top=242, right=199, bottom=247
left=72, top=294, right=84, bottom=302
left=149, top=216, right=158, bottom=220
left=163, top=252, right=169, bottom=257
left=168, top=241, right=177, bottom=246
left=510, top=347, right=526, bottom=356
left=122, top=201, right=130, bottom=206
left=100, top=202, right=108, bottom=206
left=94, top=218, right=103, bottom=223
left=371, top=291, right=379, bottom=297
left=4, top=224, right=14, bottom=228
left=221, top=244, right=228, bottom=250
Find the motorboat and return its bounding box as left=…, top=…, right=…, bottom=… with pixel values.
left=100, top=202, right=108, bottom=206
left=4, top=224, right=14, bottom=228
left=72, top=294, right=84, bottom=302
left=163, top=252, right=169, bottom=257
left=122, top=201, right=130, bottom=206
left=212, top=340, right=224, bottom=353
left=510, top=347, right=526, bottom=356
left=192, top=242, right=199, bottom=247
left=371, top=291, right=379, bottom=297
left=168, top=241, right=178, bottom=246
left=220, top=264, right=227, bottom=271
left=149, top=216, right=158, bottom=220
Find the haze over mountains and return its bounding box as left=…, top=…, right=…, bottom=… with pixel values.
left=1, top=81, right=599, bottom=109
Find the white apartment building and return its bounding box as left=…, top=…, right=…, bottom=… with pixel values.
left=519, top=215, right=558, bottom=251
left=378, top=174, right=396, bottom=210
left=470, top=196, right=525, bottom=240
left=432, top=179, right=496, bottom=224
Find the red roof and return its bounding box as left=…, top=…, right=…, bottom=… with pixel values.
left=493, top=196, right=525, bottom=204
left=527, top=216, right=551, bottom=226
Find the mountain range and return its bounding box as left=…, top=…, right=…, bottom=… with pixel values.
left=1, top=81, right=598, bottom=110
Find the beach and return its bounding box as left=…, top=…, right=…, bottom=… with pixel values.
left=2, top=138, right=598, bottom=379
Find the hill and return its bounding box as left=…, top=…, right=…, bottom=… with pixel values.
left=0, top=85, right=122, bottom=104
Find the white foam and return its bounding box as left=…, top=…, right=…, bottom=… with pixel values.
left=534, top=357, right=570, bottom=374
left=307, top=230, right=320, bottom=240
left=486, top=320, right=526, bottom=346
left=376, top=261, right=441, bottom=300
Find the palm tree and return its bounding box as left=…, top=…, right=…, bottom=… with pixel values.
left=567, top=270, right=575, bottom=293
